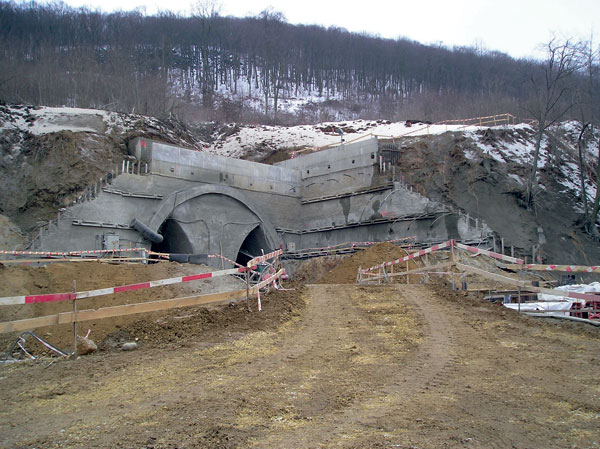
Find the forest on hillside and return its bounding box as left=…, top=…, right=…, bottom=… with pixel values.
left=0, top=1, right=597, bottom=125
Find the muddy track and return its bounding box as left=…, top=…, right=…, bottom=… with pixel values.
left=262, top=284, right=460, bottom=447
left=1, top=283, right=600, bottom=449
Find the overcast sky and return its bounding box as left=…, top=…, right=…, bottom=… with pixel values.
left=25, top=0, right=600, bottom=60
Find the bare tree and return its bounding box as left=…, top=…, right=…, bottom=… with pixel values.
left=577, top=40, right=600, bottom=237
left=525, top=39, right=584, bottom=209
left=191, top=0, right=222, bottom=110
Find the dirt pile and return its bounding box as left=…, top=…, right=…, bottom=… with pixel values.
left=295, top=242, right=423, bottom=284
left=0, top=260, right=246, bottom=352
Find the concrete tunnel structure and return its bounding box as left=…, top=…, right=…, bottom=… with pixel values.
left=31, top=136, right=492, bottom=266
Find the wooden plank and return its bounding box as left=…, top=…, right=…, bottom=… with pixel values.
left=515, top=308, right=600, bottom=314
left=0, top=289, right=246, bottom=334
left=457, top=263, right=600, bottom=302
left=523, top=313, right=600, bottom=326
left=0, top=315, right=62, bottom=333
left=386, top=262, right=455, bottom=278
left=456, top=263, right=529, bottom=288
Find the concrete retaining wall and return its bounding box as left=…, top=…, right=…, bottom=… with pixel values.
left=32, top=138, right=490, bottom=266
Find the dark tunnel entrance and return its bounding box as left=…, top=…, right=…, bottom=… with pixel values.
left=151, top=219, right=194, bottom=254
left=236, top=225, right=271, bottom=267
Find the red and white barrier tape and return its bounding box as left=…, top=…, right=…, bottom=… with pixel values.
left=253, top=269, right=286, bottom=291
left=208, top=254, right=245, bottom=269
left=291, top=236, right=417, bottom=255
left=252, top=269, right=286, bottom=312
left=0, top=266, right=251, bottom=306
left=455, top=242, right=524, bottom=265
left=360, top=240, right=525, bottom=275
left=520, top=264, right=600, bottom=273
left=360, top=240, right=453, bottom=274
left=247, top=249, right=283, bottom=267
left=0, top=247, right=168, bottom=259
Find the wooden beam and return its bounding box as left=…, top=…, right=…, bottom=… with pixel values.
left=0, top=289, right=246, bottom=334
left=456, top=263, right=529, bottom=288
left=514, top=308, right=600, bottom=314
left=456, top=263, right=600, bottom=301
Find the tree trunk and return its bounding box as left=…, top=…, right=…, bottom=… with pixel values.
left=586, top=137, right=600, bottom=238
left=526, top=123, right=546, bottom=208
left=577, top=123, right=590, bottom=218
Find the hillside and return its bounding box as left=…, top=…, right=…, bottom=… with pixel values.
left=0, top=2, right=538, bottom=124
left=1, top=104, right=599, bottom=264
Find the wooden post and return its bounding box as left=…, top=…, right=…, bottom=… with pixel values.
left=406, top=261, right=409, bottom=284
left=72, top=280, right=77, bottom=356
left=450, top=240, right=456, bottom=290
left=245, top=269, right=251, bottom=312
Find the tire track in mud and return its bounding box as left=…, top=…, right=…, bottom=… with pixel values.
left=250, top=283, right=459, bottom=448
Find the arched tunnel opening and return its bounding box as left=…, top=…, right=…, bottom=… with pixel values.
left=236, top=225, right=271, bottom=267
left=151, top=219, right=194, bottom=254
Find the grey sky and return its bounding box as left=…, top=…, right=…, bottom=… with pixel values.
left=27, top=0, right=600, bottom=59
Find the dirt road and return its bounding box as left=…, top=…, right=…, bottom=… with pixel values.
left=1, top=283, right=599, bottom=448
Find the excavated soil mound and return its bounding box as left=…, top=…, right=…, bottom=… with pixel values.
left=0, top=260, right=251, bottom=353
left=299, top=242, right=423, bottom=284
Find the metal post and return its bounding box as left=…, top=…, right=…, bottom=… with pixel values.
left=518, top=287, right=521, bottom=313
left=382, top=265, right=389, bottom=283
left=501, top=238, right=505, bottom=255
left=122, top=160, right=125, bottom=173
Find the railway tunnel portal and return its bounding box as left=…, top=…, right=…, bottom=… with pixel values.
left=30, top=137, right=491, bottom=266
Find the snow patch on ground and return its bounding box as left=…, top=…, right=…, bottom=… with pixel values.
left=2, top=104, right=599, bottom=219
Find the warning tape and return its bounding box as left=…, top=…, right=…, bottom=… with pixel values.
left=247, top=249, right=283, bottom=267
left=253, top=269, right=286, bottom=291
left=360, top=240, right=453, bottom=274
left=455, top=242, right=524, bottom=265
left=0, top=265, right=253, bottom=306
left=290, top=236, right=417, bottom=255
left=509, top=264, right=600, bottom=273
left=360, top=240, right=524, bottom=274
left=208, top=254, right=241, bottom=267
left=0, top=248, right=169, bottom=259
